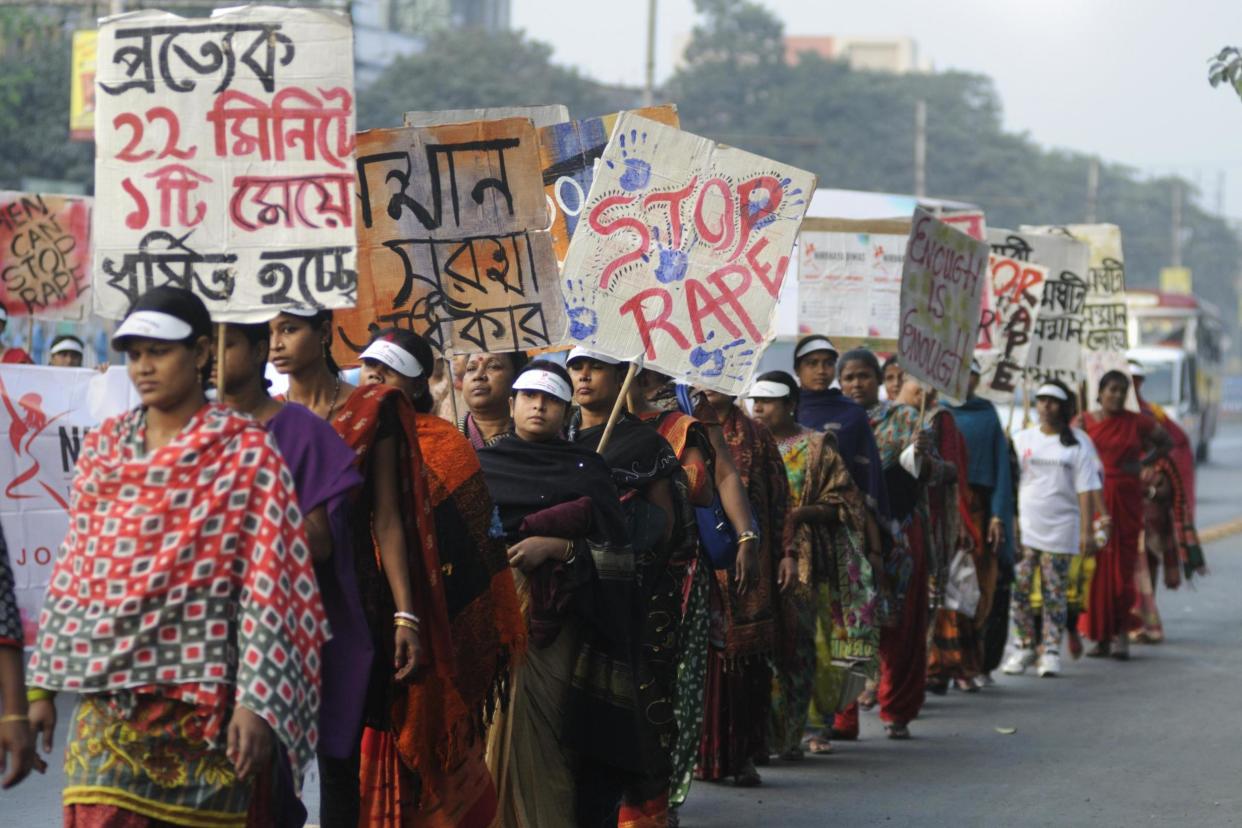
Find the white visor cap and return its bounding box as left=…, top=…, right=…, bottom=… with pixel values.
left=1035, top=383, right=1068, bottom=401
left=50, top=338, right=85, bottom=356
left=512, top=368, right=573, bottom=404
left=795, top=336, right=837, bottom=359
left=746, top=380, right=792, bottom=399
left=112, top=310, right=193, bottom=344
left=566, top=346, right=621, bottom=366
left=359, top=339, right=424, bottom=379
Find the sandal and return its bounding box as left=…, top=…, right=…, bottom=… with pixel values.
left=805, top=734, right=833, bottom=755
left=858, top=688, right=877, bottom=711
left=885, top=722, right=911, bottom=740
left=954, top=678, right=979, bottom=694
left=734, top=760, right=762, bottom=787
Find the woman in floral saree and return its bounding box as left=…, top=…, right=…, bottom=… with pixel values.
left=748, top=371, right=878, bottom=757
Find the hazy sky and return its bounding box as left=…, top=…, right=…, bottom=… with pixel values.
left=512, top=0, right=1242, bottom=217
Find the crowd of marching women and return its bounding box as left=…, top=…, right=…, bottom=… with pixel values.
left=0, top=289, right=1207, bottom=828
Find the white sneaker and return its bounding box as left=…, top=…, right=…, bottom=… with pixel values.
left=1037, top=651, right=1062, bottom=677
left=1002, top=648, right=1037, bottom=675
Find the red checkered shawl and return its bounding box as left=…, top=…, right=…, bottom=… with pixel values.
left=28, top=404, right=328, bottom=772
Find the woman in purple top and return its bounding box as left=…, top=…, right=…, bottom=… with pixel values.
left=215, top=320, right=370, bottom=826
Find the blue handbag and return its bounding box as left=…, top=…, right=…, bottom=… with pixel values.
left=675, top=384, right=740, bottom=570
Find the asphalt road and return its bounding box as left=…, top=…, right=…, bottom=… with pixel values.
left=6, top=425, right=1242, bottom=826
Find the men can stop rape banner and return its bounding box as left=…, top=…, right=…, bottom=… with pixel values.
left=92, top=6, right=357, bottom=321
left=898, top=208, right=989, bottom=401
left=0, top=192, right=93, bottom=320
left=0, top=366, right=139, bottom=645
left=560, top=113, right=816, bottom=394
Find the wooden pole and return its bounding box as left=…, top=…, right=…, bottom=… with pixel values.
left=596, top=362, right=639, bottom=455
left=445, top=357, right=460, bottom=423
left=215, top=323, right=227, bottom=396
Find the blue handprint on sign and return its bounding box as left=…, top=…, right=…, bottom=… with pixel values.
left=606, top=129, right=652, bottom=192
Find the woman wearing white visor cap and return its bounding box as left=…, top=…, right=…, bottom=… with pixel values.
left=747, top=371, right=877, bottom=759
left=1005, top=380, right=1104, bottom=678
left=47, top=334, right=85, bottom=367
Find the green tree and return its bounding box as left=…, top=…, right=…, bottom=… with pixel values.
left=359, top=28, right=621, bottom=129
left=0, top=11, right=94, bottom=191
left=668, top=1, right=1240, bottom=334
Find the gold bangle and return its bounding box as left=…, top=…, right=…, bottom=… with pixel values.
left=0, top=714, right=29, bottom=724
left=563, top=539, right=577, bottom=565
left=394, top=618, right=420, bottom=632
left=737, top=532, right=758, bottom=545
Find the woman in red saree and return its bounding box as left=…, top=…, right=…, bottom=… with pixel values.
left=271, top=311, right=501, bottom=828
left=29, top=287, right=327, bottom=827
left=1078, top=370, right=1169, bottom=660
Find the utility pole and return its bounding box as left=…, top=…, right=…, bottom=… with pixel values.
left=643, top=0, right=656, bottom=107
left=1086, top=158, right=1099, bottom=223
left=914, top=99, right=926, bottom=198
left=1171, top=179, right=1183, bottom=268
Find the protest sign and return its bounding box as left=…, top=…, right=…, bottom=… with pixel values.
left=1023, top=224, right=1127, bottom=355
left=404, top=105, right=570, bottom=129
left=898, top=208, right=989, bottom=401
left=942, top=209, right=986, bottom=241
left=335, top=117, right=564, bottom=360
left=974, top=254, right=1047, bottom=401
left=559, top=113, right=816, bottom=394
left=0, top=192, right=92, bottom=320
left=70, top=30, right=98, bottom=142
left=92, top=6, right=358, bottom=322
left=537, top=105, right=680, bottom=263
left=992, top=227, right=1089, bottom=385
left=0, top=365, right=139, bottom=645
left=796, top=216, right=907, bottom=349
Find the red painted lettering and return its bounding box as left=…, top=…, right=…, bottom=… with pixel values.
left=686, top=277, right=743, bottom=344
left=706, top=264, right=764, bottom=341
left=619, top=286, right=690, bottom=360
left=642, top=176, right=697, bottom=249
left=732, top=175, right=782, bottom=261
left=589, top=193, right=649, bottom=289
left=743, top=236, right=789, bottom=298
left=693, top=177, right=734, bottom=251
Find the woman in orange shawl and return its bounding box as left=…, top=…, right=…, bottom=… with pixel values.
left=271, top=311, right=516, bottom=828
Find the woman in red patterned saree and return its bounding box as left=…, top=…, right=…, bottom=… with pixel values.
left=28, top=287, right=328, bottom=828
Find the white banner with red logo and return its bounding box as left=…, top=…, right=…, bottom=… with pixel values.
left=0, top=365, right=138, bottom=645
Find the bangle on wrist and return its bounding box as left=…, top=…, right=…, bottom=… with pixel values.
left=563, top=539, right=577, bottom=565
left=0, top=714, right=29, bottom=724
left=394, top=611, right=420, bottom=625
left=394, top=617, right=420, bottom=632
left=737, top=531, right=759, bottom=545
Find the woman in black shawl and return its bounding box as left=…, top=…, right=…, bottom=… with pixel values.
left=478, top=360, right=641, bottom=828
left=566, top=348, right=694, bottom=826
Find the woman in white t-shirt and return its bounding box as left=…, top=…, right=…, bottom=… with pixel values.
left=1003, top=381, right=1104, bottom=678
